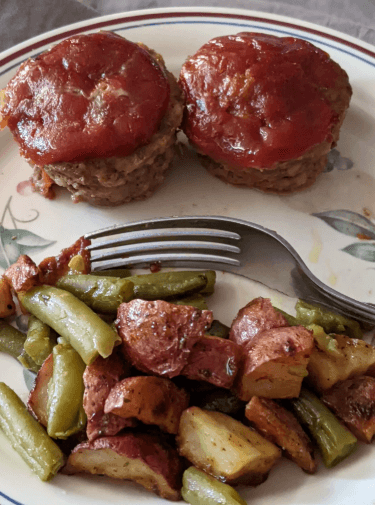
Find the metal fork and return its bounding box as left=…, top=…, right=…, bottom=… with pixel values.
left=85, top=215, right=375, bottom=326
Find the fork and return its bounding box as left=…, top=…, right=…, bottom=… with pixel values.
left=85, top=215, right=375, bottom=326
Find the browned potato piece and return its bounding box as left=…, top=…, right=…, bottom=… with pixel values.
left=177, top=407, right=281, bottom=486
left=27, top=353, right=53, bottom=426
left=64, top=434, right=183, bottom=501
left=307, top=334, right=375, bottom=391
left=0, top=277, right=16, bottom=317
left=39, top=236, right=91, bottom=285
left=4, top=255, right=41, bottom=293
left=117, top=299, right=213, bottom=377
left=104, top=376, right=189, bottom=434
left=83, top=352, right=135, bottom=441
left=234, top=326, right=314, bottom=400
left=321, top=376, right=375, bottom=443
left=229, top=297, right=289, bottom=347
left=245, top=396, right=317, bottom=474
left=181, top=335, right=241, bottom=389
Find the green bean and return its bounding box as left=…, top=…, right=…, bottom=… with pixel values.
left=0, top=382, right=64, bottom=481
left=205, top=319, right=230, bottom=339
left=56, top=274, right=134, bottom=314
left=306, top=324, right=341, bottom=357
left=295, top=300, right=362, bottom=339
left=182, top=466, right=247, bottom=505
left=0, top=320, right=27, bottom=359
left=289, top=388, right=357, bottom=468
left=20, top=286, right=119, bottom=365
left=173, top=294, right=208, bottom=310
left=127, top=271, right=211, bottom=300
left=90, top=268, right=132, bottom=278
left=199, top=271, right=216, bottom=295
left=47, top=344, right=86, bottom=439
left=24, top=315, right=56, bottom=366
left=17, top=349, right=40, bottom=373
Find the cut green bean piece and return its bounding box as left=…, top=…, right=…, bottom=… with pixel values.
left=91, top=268, right=131, bottom=278
left=174, top=294, right=208, bottom=310
left=306, top=324, right=341, bottom=357
left=290, top=388, right=357, bottom=468
left=0, top=320, right=27, bottom=359
left=0, top=382, right=64, bottom=481
left=47, top=344, right=86, bottom=439
left=127, top=271, right=210, bottom=300
left=24, top=315, right=56, bottom=366
left=206, top=319, right=230, bottom=339
left=18, top=349, right=40, bottom=373
left=199, top=271, right=216, bottom=295
left=182, top=467, right=247, bottom=505
left=56, top=274, right=134, bottom=314
left=20, top=286, right=119, bottom=365
left=295, top=300, right=362, bottom=339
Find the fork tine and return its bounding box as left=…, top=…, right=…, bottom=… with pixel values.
left=91, top=252, right=241, bottom=271
left=90, top=240, right=240, bottom=263
left=86, top=227, right=240, bottom=252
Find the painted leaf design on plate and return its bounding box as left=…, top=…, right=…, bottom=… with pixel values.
left=312, top=210, right=375, bottom=239
left=0, top=227, right=55, bottom=269
left=341, top=243, right=375, bottom=262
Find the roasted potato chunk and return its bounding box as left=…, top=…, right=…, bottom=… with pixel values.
left=177, top=407, right=281, bottom=486
left=181, top=335, right=241, bottom=389
left=0, top=277, right=16, bottom=317
left=4, top=255, right=41, bottom=293
left=104, top=376, right=189, bottom=434
left=245, top=396, right=317, bottom=473
left=64, top=434, right=183, bottom=501
left=83, top=353, right=134, bottom=441
left=321, top=376, right=375, bottom=443
left=27, top=353, right=53, bottom=426
left=307, top=334, right=375, bottom=391
left=234, top=326, right=314, bottom=400
left=229, top=297, right=289, bottom=347
left=117, top=299, right=213, bottom=377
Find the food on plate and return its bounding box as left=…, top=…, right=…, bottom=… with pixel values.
left=290, top=388, right=358, bottom=468
left=234, top=325, right=314, bottom=400
left=245, top=396, right=317, bottom=473
left=306, top=333, right=375, bottom=391
left=229, top=296, right=289, bottom=347
left=0, top=31, right=184, bottom=206
left=321, top=376, right=375, bottom=443
left=0, top=239, right=375, bottom=502
left=0, top=278, right=16, bottom=317
left=179, top=32, right=352, bottom=193
left=104, top=375, right=189, bottom=434
left=117, top=298, right=213, bottom=377
left=64, top=433, right=184, bottom=501
left=0, top=382, right=65, bottom=481
left=181, top=466, right=247, bottom=505
left=83, top=352, right=135, bottom=441
left=177, top=407, right=281, bottom=485
left=20, top=285, right=119, bottom=365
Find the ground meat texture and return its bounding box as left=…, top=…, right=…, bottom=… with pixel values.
left=1, top=32, right=184, bottom=206
left=179, top=32, right=351, bottom=193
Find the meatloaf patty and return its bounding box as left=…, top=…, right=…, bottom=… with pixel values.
left=179, top=32, right=352, bottom=194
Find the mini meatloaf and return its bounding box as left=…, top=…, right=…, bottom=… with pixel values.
left=179, top=32, right=352, bottom=194
left=0, top=31, right=184, bottom=206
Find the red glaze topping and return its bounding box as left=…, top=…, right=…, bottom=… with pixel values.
left=179, top=33, right=344, bottom=169
left=1, top=32, right=170, bottom=164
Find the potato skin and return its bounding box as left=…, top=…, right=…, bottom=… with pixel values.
left=104, top=375, right=189, bottom=434
left=64, top=433, right=184, bottom=501
left=117, top=299, right=213, bottom=377
left=245, top=396, right=317, bottom=473
left=4, top=255, right=41, bottom=293
left=181, top=335, right=241, bottom=389
left=321, top=376, right=375, bottom=443
left=83, top=352, right=135, bottom=441
left=229, top=297, right=289, bottom=347
left=234, top=325, right=314, bottom=400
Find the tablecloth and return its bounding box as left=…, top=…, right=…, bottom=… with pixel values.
left=1, top=0, right=375, bottom=54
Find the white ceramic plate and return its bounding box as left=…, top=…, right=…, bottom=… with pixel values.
left=1, top=7, right=375, bottom=505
